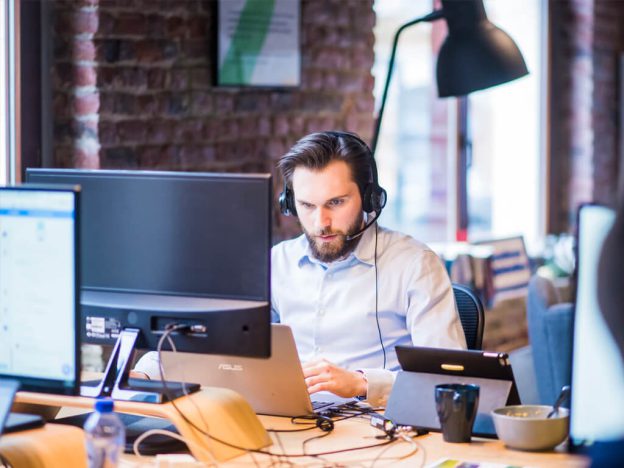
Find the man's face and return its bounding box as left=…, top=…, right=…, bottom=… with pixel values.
left=291, top=160, right=364, bottom=262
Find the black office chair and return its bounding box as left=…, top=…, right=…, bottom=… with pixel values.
left=452, top=283, right=485, bottom=350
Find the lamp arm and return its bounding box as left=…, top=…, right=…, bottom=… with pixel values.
left=370, top=9, right=444, bottom=156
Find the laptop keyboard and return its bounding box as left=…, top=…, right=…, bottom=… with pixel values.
left=311, top=400, right=334, bottom=411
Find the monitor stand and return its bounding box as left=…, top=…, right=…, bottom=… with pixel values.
left=80, top=328, right=198, bottom=403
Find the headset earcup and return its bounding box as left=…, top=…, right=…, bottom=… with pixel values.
left=279, top=186, right=297, bottom=217
left=362, top=184, right=387, bottom=214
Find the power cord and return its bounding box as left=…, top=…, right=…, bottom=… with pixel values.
left=151, top=324, right=405, bottom=460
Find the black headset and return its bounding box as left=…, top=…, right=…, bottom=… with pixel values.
left=278, top=132, right=387, bottom=228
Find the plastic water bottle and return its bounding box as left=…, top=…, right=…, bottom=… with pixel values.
left=84, top=398, right=125, bottom=468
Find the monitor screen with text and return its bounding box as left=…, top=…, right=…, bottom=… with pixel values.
left=0, top=186, right=79, bottom=394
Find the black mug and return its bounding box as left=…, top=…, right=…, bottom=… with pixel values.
left=435, top=383, right=480, bottom=443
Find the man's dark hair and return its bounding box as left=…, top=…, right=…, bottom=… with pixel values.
left=277, top=131, right=374, bottom=195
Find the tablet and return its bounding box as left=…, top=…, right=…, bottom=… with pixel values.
left=385, top=346, right=521, bottom=438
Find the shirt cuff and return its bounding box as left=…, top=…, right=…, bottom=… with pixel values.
left=356, top=368, right=397, bottom=408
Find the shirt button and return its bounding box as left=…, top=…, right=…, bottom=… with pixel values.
left=318, top=309, right=325, bottom=316
left=314, top=346, right=321, bottom=353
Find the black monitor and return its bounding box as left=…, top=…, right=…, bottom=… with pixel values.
left=570, top=204, right=624, bottom=452
left=25, top=169, right=272, bottom=402
left=0, top=185, right=80, bottom=396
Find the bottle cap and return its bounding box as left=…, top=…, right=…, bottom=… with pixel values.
left=94, top=398, right=114, bottom=413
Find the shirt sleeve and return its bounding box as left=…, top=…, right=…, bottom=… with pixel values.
left=407, top=251, right=467, bottom=349
left=132, top=351, right=161, bottom=379
left=357, top=368, right=397, bottom=407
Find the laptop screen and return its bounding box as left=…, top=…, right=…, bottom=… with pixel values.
left=0, top=187, right=79, bottom=395
left=0, top=380, right=19, bottom=436
left=571, top=204, right=624, bottom=445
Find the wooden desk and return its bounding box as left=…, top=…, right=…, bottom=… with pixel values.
left=124, top=414, right=589, bottom=467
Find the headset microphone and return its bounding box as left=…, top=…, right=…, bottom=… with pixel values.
left=345, top=210, right=380, bottom=241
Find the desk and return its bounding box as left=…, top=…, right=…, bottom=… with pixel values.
left=2, top=404, right=589, bottom=467
left=122, top=415, right=588, bottom=467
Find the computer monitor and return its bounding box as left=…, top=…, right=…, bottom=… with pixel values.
left=0, top=185, right=80, bottom=395
left=25, top=169, right=271, bottom=402
left=570, top=204, right=624, bottom=451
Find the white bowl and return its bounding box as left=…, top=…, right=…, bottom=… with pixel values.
left=491, top=405, right=569, bottom=451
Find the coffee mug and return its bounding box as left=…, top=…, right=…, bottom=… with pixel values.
left=435, top=383, right=480, bottom=443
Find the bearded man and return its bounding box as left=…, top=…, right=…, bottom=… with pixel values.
left=272, top=131, right=466, bottom=407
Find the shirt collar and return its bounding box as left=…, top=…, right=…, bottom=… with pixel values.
left=297, top=222, right=378, bottom=268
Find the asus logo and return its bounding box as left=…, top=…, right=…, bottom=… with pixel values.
left=218, top=363, right=243, bottom=372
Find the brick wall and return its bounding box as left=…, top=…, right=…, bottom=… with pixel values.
left=549, top=0, right=624, bottom=232
left=51, top=0, right=376, bottom=241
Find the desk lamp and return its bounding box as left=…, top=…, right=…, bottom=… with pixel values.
left=371, top=0, right=529, bottom=155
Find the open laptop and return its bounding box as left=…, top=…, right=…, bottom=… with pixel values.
left=150, top=324, right=353, bottom=417
left=0, top=380, right=44, bottom=435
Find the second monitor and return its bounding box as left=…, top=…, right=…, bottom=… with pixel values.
left=26, top=169, right=272, bottom=401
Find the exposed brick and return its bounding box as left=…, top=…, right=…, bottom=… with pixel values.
left=73, top=93, right=100, bottom=116
left=188, top=17, right=207, bottom=38
left=113, top=93, right=137, bottom=115
left=74, top=146, right=101, bottom=169
left=97, top=11, right=115, bottom=36
left=116, top=13, right=148, bottom=36
left=147, top=68, right=167, bottom=89
left=190, top=67, right=211, bottom=88
left=74, top=65, right=97, bottom=87
left=189, top=90, right=213, bottom=115
left=98, top=121, right=117, bottom=146
left=73, top=39, right=96, bottom=61
left=103, top=147, right=138, bottom=168
left=147, top=119, right=173, bottom=144
left=137, top=94, right=160, bottom=115
left=181, top=39, right=209, bottom=61
left=135, top=40, right=163, bottom=63
left=146, top=14, right=167, bottom=37
left=117, top=119, right=148, bottom=142
left=51, top=0, right=377, bottom=244
left=214, top=94, right=234, bottom=114
left=73, top=10, right=99, bottom=35
left=272, top=115, right=290, bottom=137
left=169, top=68, right=190, bottom=91
left=165, top=16, right=186, bottom=38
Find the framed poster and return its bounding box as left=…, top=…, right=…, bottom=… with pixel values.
left=217, top=0, right=300, bottom=87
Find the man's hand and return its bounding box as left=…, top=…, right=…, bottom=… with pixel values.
left=302, top=358, right=367, bottom=398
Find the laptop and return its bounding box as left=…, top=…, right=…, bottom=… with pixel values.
left=385, top=345, right=521, bottom=438
left=151, top=324, right=352, bottom=417
left=0, top=379, right=44, bottom=435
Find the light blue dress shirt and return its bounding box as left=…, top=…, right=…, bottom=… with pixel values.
left=271, top=224, right=467, bottom=406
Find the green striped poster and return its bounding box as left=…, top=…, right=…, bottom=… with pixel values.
left=218, top=0, right=300, bottom=87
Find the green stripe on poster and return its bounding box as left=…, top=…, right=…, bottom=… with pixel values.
left=221, top=0, right=276, bottom=84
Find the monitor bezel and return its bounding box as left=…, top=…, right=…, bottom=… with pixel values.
left=568, top=202, right=621, bottom=453
left=0, top=184, right=81, bottom=396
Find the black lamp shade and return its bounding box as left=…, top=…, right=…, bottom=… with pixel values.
left=436, top=0, right=529, bottom=97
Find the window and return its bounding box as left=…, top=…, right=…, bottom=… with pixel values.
left=0, top=0, right=18, bottom=185
left=373, top=0, right=545, bottom=251
left=467, top=0, right=545, bottom=252
left=373, top=0, right=455, bottom=242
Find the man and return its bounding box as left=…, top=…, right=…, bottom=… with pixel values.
left=272, top=131, right=466, bottom=407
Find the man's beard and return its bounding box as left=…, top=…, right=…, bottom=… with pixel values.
left=303, top=213, right=364, bottom=263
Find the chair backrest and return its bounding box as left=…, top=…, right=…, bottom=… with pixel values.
left=526, top=274, right=573, bottom=405
left=452, top=283, right=485, bottom=350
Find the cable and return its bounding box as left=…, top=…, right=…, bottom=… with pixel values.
left=374, top=224, right=386, bottom=369
left=153, top=326, right=403, bottom=459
